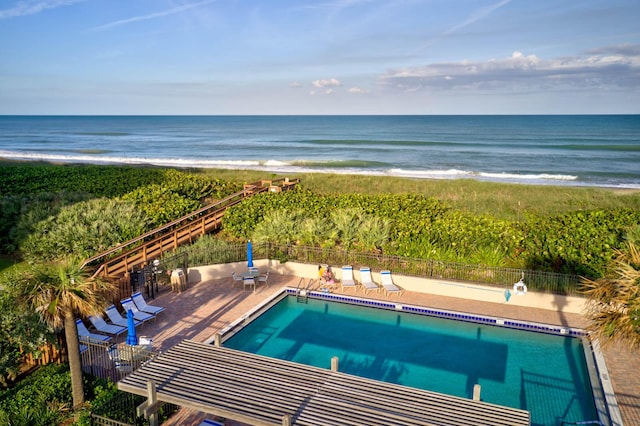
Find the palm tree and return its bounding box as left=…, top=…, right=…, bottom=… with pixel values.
left=581, top=240, right=640, bottom=348
left=14, top=258, right=115, bottom=409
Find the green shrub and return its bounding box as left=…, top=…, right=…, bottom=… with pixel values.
left=520, top=209, right=640, bottom=277
left=19, top=198, right=149, bottom=262
left=0, top=364, right=71, bottom=424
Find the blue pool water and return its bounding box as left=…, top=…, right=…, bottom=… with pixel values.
left=224, top=295, right=599, bottom=426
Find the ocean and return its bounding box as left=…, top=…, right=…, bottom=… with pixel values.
left=0, top=115, right=639, bottom=189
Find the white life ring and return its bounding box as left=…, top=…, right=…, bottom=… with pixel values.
left=513, top=280, right=527, bottom=296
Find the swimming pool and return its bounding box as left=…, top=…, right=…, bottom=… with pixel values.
left=222, top=292, right=604, bottom=426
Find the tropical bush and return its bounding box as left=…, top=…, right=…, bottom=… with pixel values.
left=0, top=274, right=55, bottom=387
left=223, top=189, right=640, bottom=278
left=519, top=209, right=640, bottom=277
left=0, top=191, right=92, bottom=254
left=0, top=165, right=242, bottom=260
left=581, top=227, right=640, bottom=348
left=120, top=169, right=240, bottom=227
left=0, top=363, right=72, bottom=425
left=19, top=198, right=149, bottom=262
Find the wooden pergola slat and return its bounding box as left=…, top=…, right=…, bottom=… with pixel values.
left=118, top=340, right=530, bottom=426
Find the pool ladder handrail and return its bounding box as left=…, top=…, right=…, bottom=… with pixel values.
left=295, top=277, right=314, bottom=303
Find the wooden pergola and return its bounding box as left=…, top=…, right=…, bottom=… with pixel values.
left=118, top=340, right=530, bottom=426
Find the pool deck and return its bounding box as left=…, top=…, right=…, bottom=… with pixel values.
left=131, top=273, right=640, bottom=426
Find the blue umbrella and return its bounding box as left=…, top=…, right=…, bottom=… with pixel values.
left=126, top=309, right=138, bottom=346
left=247, top=240, right=253, bottom=268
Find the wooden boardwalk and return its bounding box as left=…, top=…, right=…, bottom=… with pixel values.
left=118, top=340, right=530, bottom=426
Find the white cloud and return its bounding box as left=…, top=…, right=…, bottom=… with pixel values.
left=0, top=0, right=85, bottom=19
left=380, top=45, right=640, bottom=92
left=348, top=86, right=370, bottom=94
left=91, top=0, right=217, bottom=31
left=289, top=81, right=303, bottom=88
left=312, top=78, right=341, bottom=88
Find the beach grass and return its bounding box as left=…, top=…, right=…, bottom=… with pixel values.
left=196, top=169, right=640, bottom=220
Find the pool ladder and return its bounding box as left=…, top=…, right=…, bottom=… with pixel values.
left=295, top=277, right=314, bottom=303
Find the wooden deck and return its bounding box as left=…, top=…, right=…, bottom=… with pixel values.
left=118, top=340, right=530, bottom=426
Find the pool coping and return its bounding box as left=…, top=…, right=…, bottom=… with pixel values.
left=211, top=286, right=621, bottom=426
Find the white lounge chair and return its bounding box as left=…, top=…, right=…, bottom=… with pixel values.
left=75, top=318, right=111, bottom=343
left=380, top=270, right=403, bottom=297
left=359, top=267, right=379, bottom=294
left=105, top=305, right=142, bottom=328
left=88, top=314, right=127, bottom=338
left=121, top=298, right=155, bottom=323
left=341, top=266, right=356, bottom=292
left=132, top=291, right=165, bottom=315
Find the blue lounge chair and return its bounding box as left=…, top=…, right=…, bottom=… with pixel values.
left=132, top=291, right=165, bottom=315
left=105, top=305, right=143, bottom=328
left=75, top=318, right=111, bottom=343
left=89, top=314, right=127, bottom=338
left=121, top=298, right=155, bottom=323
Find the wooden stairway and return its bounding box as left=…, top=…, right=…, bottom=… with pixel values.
left=82, top=178, right=298, bottom=279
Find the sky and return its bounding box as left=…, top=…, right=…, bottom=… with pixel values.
left=0, top=0, right=639, bottom=115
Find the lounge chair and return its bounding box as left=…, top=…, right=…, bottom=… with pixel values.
left=340, top=265, right=356, bottom=292
left=121, top=298, right=155, bottom=323
left=88, top=314, right=127, bottom=338
left=380, top=270, right=403, bottom=297
left=359, top=267, right=379, bottom=294
left=105, top=305, right=143, bottom=328
left=75, top=318, right=112, bottom=343
left=132, top=291, right=165, bottom=315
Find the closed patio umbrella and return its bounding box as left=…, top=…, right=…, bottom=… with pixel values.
left=247, top=240, right=253, bottom=268
left=126, top=309, right=138, bottom=346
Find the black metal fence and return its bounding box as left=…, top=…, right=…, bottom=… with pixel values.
left=79, top=340, right=179, bottom=426
left=80, top=339, right=157, bottom=383
left=183, top=242, right=582, bottom=295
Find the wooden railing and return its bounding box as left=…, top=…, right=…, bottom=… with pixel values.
left=83, top=178, right=298, bottom=279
